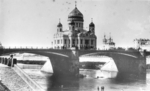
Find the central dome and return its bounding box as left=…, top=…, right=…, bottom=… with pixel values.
left=68, top=7, right=84, bottom=22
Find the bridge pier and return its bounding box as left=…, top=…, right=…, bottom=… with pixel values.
left=115, top=51, right=147, bottom=80
left=46, top=49, right=80, bottom=87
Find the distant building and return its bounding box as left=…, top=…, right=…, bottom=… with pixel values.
left=134, top=39, right=150, bottom=50
left=103, top=34, right=115, bottom=50
left=52, top=4, right=97, bottom=50
left=0, top=42, right=3, bottom=49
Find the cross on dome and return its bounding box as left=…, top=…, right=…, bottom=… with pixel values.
left=57, top=18, right=62, bottom=27
left=59, top=18, right=61, bottom=23
left=75, top=1, right=77, bottom=7
left=68, top=1, right=84, bottom=22
left=89, top=18, right=95, bottom=27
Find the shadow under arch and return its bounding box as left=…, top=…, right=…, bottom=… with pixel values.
left=79, top=55, right=118, bottom=71
left=78, top=50, right=146, bottom=80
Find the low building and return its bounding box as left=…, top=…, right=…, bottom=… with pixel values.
left=0, top=42, right=3, bottom=49
left=134, top=39, right=150, bottom=50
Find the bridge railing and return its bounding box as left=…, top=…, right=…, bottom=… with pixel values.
left=0, top=57, right=44, bottom=91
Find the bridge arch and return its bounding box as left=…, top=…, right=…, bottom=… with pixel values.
left=1, top=52, right=53, bottom=72
left=79, top=55, right=118, bottom=71
left=78, top=50, right=146, bottom=79
left=0, top=49, right=79, bottom=81
left=0, top=49, right=147, bottom=80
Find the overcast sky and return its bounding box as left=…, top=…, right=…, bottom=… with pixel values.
left=0, top=0, right=150, bottom=48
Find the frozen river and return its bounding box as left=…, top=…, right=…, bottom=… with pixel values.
left=23, top=68, right=150, bottom=91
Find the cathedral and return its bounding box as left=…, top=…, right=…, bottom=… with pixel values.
left=52, top=5, right=97, bottom=50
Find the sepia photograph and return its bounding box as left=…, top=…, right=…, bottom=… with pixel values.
left=0, top=0, right=150, bottom=91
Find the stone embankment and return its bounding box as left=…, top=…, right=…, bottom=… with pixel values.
left=0, top=64, right=33, bottom=91
left=0, top=81, right=10, bottom=91
left=14, top=64, right=44, bottom=91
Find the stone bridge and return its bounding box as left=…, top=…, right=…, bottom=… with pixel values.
left=0, top=48, right=149, bottom=80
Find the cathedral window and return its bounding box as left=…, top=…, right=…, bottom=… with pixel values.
left=72, top=39, right=75, bottom=44
left=76, top=23, right=77, bottom=27
left=91, top=40, right=93, bottom=45
left=68, top=39, right=70, bottom=44
left=81, top=39, right=83, bottom=44
left=64, top=39, right=66, bottom=44
left=81, top=23, right=83, bottom=27
left=85, top=39, right=89, bottom=45
left=57, top=40, right=60, bottom=44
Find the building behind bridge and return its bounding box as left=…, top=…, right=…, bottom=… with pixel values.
left=102, top=34, right=115, bottom=50
left=0, top=42, right=3, bottom=49
left=52, top=4, right=97, bottom=50
left=134, top=38, right=150, bottom=51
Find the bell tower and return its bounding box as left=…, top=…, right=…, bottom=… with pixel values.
left=57, top=19, right=63, bottom=32
left=89, top=18, right=95, bottom=34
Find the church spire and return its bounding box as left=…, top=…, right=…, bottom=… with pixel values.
left=91, top=18, right=93, bottom=22
left=109, top=33, right=112, bottom=39
left=89, top=18, right=95, bottom=27
left=57, top=18, right=62, bottom=27
left=59, top=18, right=61, bottom=23
left=103, top=33, right=107, bottom=44
left=109, top=33, right=113, bottom=42
left=104, top=33, right=106, bottom=38
left=75, top=1, right=77, bottom=8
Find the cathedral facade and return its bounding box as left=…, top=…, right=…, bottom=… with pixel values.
left=52, top=5, right=97, bottom=50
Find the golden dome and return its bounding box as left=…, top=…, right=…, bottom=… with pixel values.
left=68, top=7, right=84, bottom=22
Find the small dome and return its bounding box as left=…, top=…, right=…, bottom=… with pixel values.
left=89, top=18, right=95, bottom=27
left=89, top=22, right=95, bottom=27
left=68, top=7, right=84, bottom=22
left=57, top=22, right=62, bottom=27
left=0, top=42, right=3, bottom=48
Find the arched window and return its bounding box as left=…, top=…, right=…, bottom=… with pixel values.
left=64, top=39, right=67, bottom=44
left=81, top=39, right=83, bottom=44
left=91, top=40, right=93, bottom=45
left=57, top=40, right=60, bottom=44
